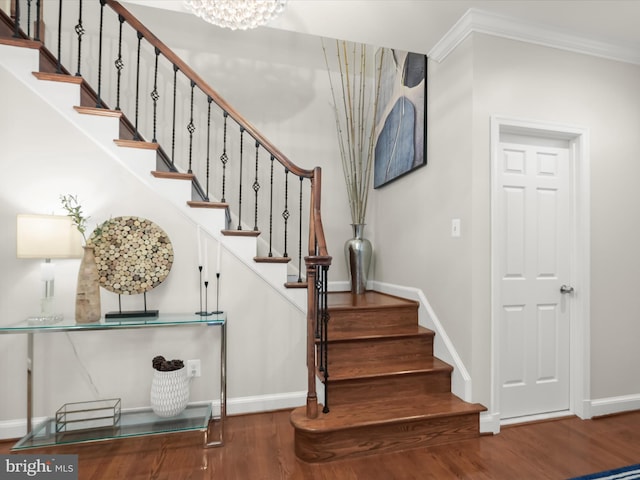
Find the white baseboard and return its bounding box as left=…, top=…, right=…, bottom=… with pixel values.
left=589, top=393, right=640, bottom=418
left=479, top=396, right=640, bottom=437
left=501, top=410, right=574, bottom=427
left=480, top=412, right=501, bottom=434
left=0, top=392, right=308, bottom=441
left=0, top=417, right=48, bottom=441
left=225, top=391, right=307, bottom=416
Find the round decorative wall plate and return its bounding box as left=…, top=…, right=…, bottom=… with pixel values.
left=90, top=216, right=174, bottom=295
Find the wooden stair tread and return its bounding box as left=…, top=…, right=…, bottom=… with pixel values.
left=291, top=393, right=486, bottom=432
left=254, top=256, right=291, bottom=263
left=0, top=37, right=40, bottom=49
left=222, top=229, right=261, bottom=237
left=327, top=325, right=434, bottom=342
left=73, top=105, right=122, bottom=118
left=328, top=291, right=419, bottom=310
left=187, top=200, right=228, bottom=209
left=327, top=356, right=452, bottom=381
left=32, top=71, right=83, bottom=84
left=115, top=139, right=159, bottom=150
left=151, top=170, right=193, bottom=180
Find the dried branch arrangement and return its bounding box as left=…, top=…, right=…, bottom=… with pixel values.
left=152, top=355, right=184, bottom=372
left=322, top=39, right=385, bottom=225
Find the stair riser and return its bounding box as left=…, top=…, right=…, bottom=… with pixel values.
left=295, top=413, right=481, bottom=463
left=328, top=306, right=418, bottom=334
left=328, top=372, right=452, bottom=406
left=327, top=336, right=433, bottom=367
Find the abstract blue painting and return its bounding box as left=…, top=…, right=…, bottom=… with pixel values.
left=374, top=50, right=427, bottom=188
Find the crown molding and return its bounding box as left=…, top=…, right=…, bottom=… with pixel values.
left=429, top=8, right=640, bottom=66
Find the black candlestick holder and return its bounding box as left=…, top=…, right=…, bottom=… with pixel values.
left=211, top=272, right=223, bottom=315
left=195, top=266, right=214, bottom=316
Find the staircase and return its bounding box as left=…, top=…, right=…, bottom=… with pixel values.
left=2, top=1, right=484, bottom=460
left=290, top=291, right=486, bottom=462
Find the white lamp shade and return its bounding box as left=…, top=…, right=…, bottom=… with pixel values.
left=16, top=214, right=84, bottom=259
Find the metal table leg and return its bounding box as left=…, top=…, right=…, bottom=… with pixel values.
left=27, top=332, right=33, bottom=433
left=205, top=320, right=226, bottom=447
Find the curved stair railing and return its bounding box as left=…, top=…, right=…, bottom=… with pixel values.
left=5, top=0, right=332, bottom=418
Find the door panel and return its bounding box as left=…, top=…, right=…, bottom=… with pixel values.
left=498, top=141, right=571, bottom=419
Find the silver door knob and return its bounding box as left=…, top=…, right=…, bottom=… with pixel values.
left=560, top=285, right=574, bottom=294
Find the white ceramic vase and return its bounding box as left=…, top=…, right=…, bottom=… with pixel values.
left=150, top=368, right=190, bottom=417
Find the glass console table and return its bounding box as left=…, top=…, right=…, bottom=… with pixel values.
left=0, top=313, right=226, bottom=450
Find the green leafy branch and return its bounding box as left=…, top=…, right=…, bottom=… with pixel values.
left=60, top=194, right=107, bottom=244
left=60, top=194, right=89, bottom=242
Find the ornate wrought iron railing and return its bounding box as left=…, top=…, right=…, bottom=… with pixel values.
left=5, top=0, right=332, bottom=417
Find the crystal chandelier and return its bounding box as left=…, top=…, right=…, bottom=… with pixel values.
left=184, top=0, right=288, bottom=31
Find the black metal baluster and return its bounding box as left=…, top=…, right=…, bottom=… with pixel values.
left=315, top=266, right=322, bottom=339
left=187, top=81, right=196, bottom=173
left=314, top=264, right=330, bottom=413
left=205, top=97, right=213, bottom=200
left=220, top=112, right=228, bottom=203
left=236, top=128, right=245, bottom=230
left=170, top=64, right=178, bottom=165
left=96, top=0, right=105, bottom=107
left=315, top=265, right=323, bottom=346
left=114, top=15, right=125, bottom=111
left=12, top=0, right=20, bottom=39
left=150, top=47, right=160, bottom=142
left=321, top=265, right=330, bottom=413
left=26, top=0, right=31, bottom=38
left=267, top=156, right=274, bottom=257
left=56, top=0, right=62, bottom=73
left=253, top=142, right=260, bottom=231
left=297, top=176, right=303, bottom=282
left=74, top=0, right=84, bottom=77
left=282, top=169, right=290, bottom=258
left=34, top=0, right=41, bottom=42
left=133, top=31, right=143, bottom=140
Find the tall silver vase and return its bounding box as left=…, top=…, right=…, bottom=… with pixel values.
left=344, top=224, right=372, bottom=295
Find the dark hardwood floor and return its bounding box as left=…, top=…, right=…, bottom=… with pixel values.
left=2, top=409, right=640, bottom=479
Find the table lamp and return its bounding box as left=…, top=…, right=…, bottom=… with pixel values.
left=16, top=214, right=84, bottom=322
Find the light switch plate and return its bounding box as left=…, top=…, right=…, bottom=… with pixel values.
left=451, top=218, right=461, bottom=237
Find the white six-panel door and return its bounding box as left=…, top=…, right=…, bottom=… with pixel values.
left=496, top=140, right=572, bottom=419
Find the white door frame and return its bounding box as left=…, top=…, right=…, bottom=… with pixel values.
left=490, top=115, right=591, bottom=432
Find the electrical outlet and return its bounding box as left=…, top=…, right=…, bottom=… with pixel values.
left=187, top=359, right=201, bottom=377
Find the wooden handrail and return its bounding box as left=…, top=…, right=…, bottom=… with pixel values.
left=106, top=1, right=314, bottom=180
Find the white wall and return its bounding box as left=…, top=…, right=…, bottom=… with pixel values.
left=0, top=58, right=307, bottom=435
left=371, top=39, right=475, bottom=371
left=471, top=34, right=640, bottom=402
left=373, top=31, right=640, bottom=410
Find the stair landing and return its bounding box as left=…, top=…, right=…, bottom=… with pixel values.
left=290, top=291, right=485, bottom=462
